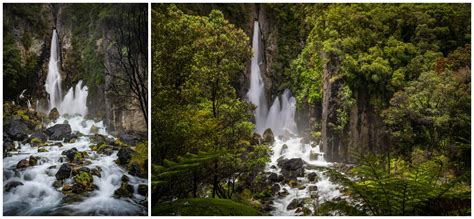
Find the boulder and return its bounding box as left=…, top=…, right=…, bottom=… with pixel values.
left=5, top=119, right=30, bottom=141
left=62, top=184, right=73, bottom=191
left=29, top=156, right=38, bottom=166
left=38, top=147, right=48, bottom=153
left=307, top=172, right=320, bottom=182
left=16, top=159, right=29, bottom=169
left=64, top=148, right=78, bottom=162
left=90, top=125, right=99, bottom=134
left=53, top=180, right=63, bottom=188
left=287, top=198, right=304, bottom=210
left=46, top=124, right=71, bottom=140
left=278, top=158, right=305, bottom=178
left=4, top=181, right=24, bottom=192
left=91, top=167, right=102, bottom=177
left=29, top=132, right=48, bottom=145
left=72, top=171, right=94, bottom=193
left=138, top=184, right=147, bottom=196
left=116, top=148, right=133, bottom=165
left=262, top=128, right=275, bottom=145
left=63, top=133, right=77, bottom=143
left=251, top=133, right=263, bottom=145
left=308, top=185, right=318, bottom=192
left=3, top=133, right=15, bottom=156
left=56, top=163, right=72, bottom=180
left=114, top=182, right=134, bottom=198
left=48, top=108, right=60, bottom=121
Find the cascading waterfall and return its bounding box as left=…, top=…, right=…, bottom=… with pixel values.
left=247, top=21, right=297, bottom=136
left=248, top=21, right=342, bottom=216
left=44, top=29, right=88, bottom=116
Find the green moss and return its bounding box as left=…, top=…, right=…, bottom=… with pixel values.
left=74, top=171, right=93, bottom=187
left=31, top=137, right=44, bottom=144
left=152, top=198, right=261, bottom=216
left=129, top=141, right=148, bottom=169
left=38, top=147, right=48, bottom=153
left=73, top=151, right=89, bottom=162
left=114, top=139, right=127, bottom=147
left=16, top=109, right=29, bottom=121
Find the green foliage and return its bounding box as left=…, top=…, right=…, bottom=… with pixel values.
left=74, top=171, right=93, bottom=188
left=318, top=152, right=470, bottom=216
left=152, top=198, right=261, bottom=216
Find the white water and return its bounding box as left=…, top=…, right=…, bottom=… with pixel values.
left=247, top=21, right=297, bottom=136
left=44, top=30, right=88, bottom=116
left=247, top=21, right=342, bottom=216
left=3, top=116, right=147, bottom=216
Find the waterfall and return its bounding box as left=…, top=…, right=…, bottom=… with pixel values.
left=44, top=29, right=88, bottom=116
left=247, top=21, right=342, bottom=216
left=247, top=21, right=297, bottom=136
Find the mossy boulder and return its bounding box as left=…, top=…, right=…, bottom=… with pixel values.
left=38, top=147, right=48, bottom=153
left=28, top=155, right=38, bottom=166
left=72, top=171, right=94, bottom=193
left=262, top=128, right=274, bottom=145
left=48, top=107, right=60, bottom=121
left=46, top=124, right=71, bottom=140
left=55, top=163, right=72, bottom=180
left=16, top=159, right=29, bottom=169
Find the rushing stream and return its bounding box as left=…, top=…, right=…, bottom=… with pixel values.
left=3, top=30, right=147, bottom=215
left=248, top=21, right=343, bottom=216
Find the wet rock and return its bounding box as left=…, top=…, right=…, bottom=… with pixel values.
left=46, top=124, right=71, bottom=140
left=261, top=201, right=274, bottom=211
left=72, top=171, right=94, bottom=193
left=53, top=180, right=63, bottom=188
left=262, top=128, right=274, bottom=145
left=29, top=132, right=48, bottom=145
left=295, top=207, right=312, bottom=216
left=271, top=184, right=280, bottom=194
left=280, top=144, right=288, bottom=155
left=114, top=182, right=134, bottom=198
left=48, top=108, right=60, bottom=121
left=278, top=158, right=305, bottom=178
left=63, top=133, right=77, bottom=143
left=270, top=165, right=277, bottom=170
left=121, top=175, right=129, bottom=182
left=278, top=188, right=289, bottom=197
left=288, top=180, right=298, bottom=188
left=4, top=181, right=24, bottom=192
left=308, top=185, right=318, bottom=192
left=128, top=162, right=142, bottom=176
left=307, top=172, right=320, bottom=182
left=29, top=155, right=38, bottom=166
left=5, top=119, right=30, bottom=141
left=287, top=198, right=304, bottom=210
left=38, top=147, right=48, bottom=153
left=56, top=163, right=72, bottom=180
left=91, top=167, right=102, bottom=177
left=310, top=191, right=318, bottom=199
left=3, top=134, right=15, bottom=156
left=116, top=148, right=133, bottom=165
left=49, top=142, right=63, bottom=147
left=138, top=184, right=147, bottom=196
left=16, top=159, right=29, bottom=169
left=309, top=151, right=319, bottom=160
left=62, top=184, right=73, bottom=191
left=64, top=148, right=78, bottom=162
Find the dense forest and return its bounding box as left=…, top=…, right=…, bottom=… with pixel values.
left=152, top=3, right=471, bottom=216
left=3, top=4, right=148, bottom=216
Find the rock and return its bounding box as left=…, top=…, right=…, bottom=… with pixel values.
left=3, top=134, right=16, bottom=156
left=38, top=147, right=48, bottom=153
left=278, top=158, right=305, bottom=178
left=79, top=167, right=91, bottom=174
left=262, top=128, right=275, bottom=145
left=5, top=119, right=30, bottom=141
left=64, top=148, right=78, bottom=162
left=114, top=182, right=133, bottom=198
left=46, top=124, right=72, bottom=140
left=280, top=144, right=288, bottom=155
left=121, top=175, right=129, bottom=183
left=62, top=184, right=73, bottom=191
left=49, top=142, right=63, bottom=147
left=91, top=167, right=102, bottom=177
left=307, top=172, right=320, bottom=182
left=138, top=184, right=147, bottom=196
left=72, top=171, right=94, bottom=193
left=29, top=155, right=38, bottom=166
left=4, top=181, right=23, bottom=192
left=48, top=108, right=60, bottom=121
left=271, top=184, right=280, bottom=194
left=128, top=162, right=142, bottom=176
left=261, top=201, right=274, bottom=211
left=53, top=180, right=63, bottom=188
left=278, top=188, right=289, bottom=197
left=29, top=132, right=48, bottom=145
left=119, top=133, right=142, bottom=146
left=63, top=133, right=77, bottom=143
left=295, top=207, right=312, bottom=216
left=287, top=198, right=304, bottom=210
left=16, top=159, right=29, bottom=169
left=310, top=191, right=318, bottom=199
left=278, top=158, right=304, bottom=170
left=90, top=125, right=99, bottom=134
left=55, top=163, right=72, bottom=180
left=288, top=180, right=298, bottom=188
left=116, top=148, right=132, bottom=165
left=308, top=185, right=318, bottom=192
